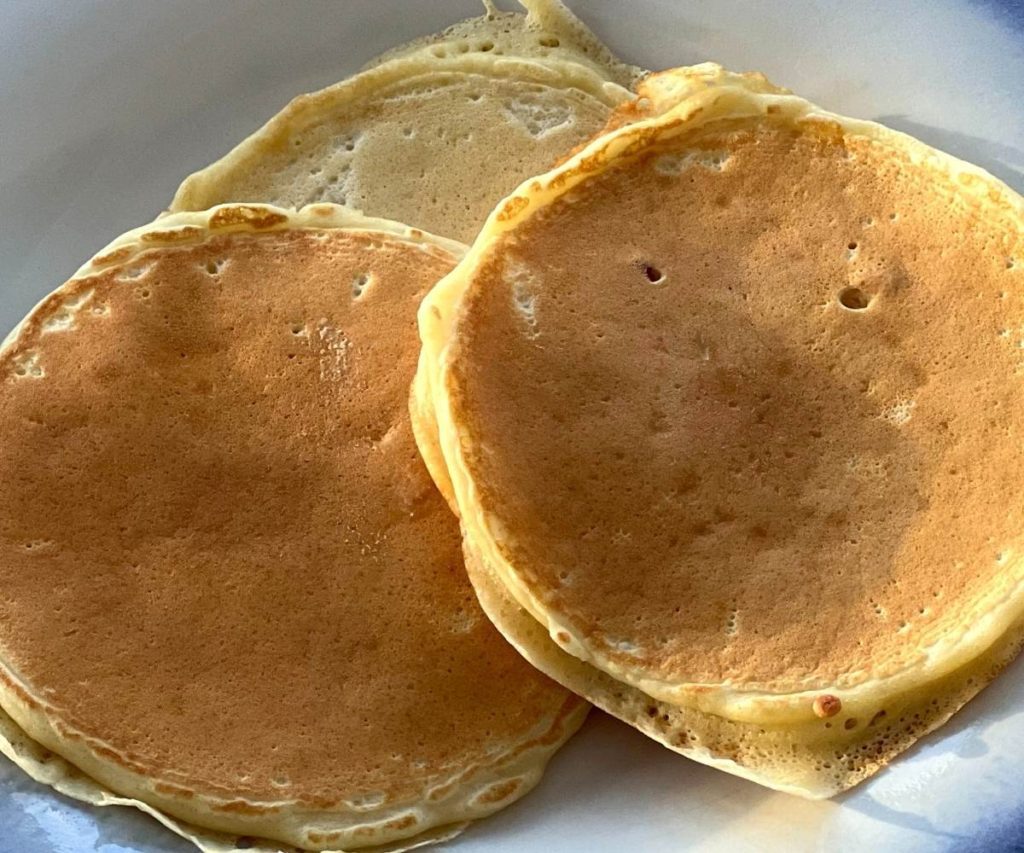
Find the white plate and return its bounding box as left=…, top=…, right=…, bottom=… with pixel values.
left=1, top=2, right=1023, bottom=851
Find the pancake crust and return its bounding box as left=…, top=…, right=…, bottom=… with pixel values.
left=169, top=50, right=633, bottom=243
left=0, top=205, right=586, bottom=850
left=415, top=68, right=1024, bottom=794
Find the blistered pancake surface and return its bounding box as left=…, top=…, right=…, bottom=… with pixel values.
left=0, top=207, right=584, bottom=850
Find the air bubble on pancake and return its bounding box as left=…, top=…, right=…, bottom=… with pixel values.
left=203, top=258, right=227, bottom=276
left=654, top=150, right=730, bottom=175
left=506, top=260, right=540, bottom=339
left=338, top=132, right=361, bottom=153
left=41, top=311, right=75, bottom=333
left=117, top=264, right=153, bottom=282
left=880, top=397, right=915, bottom=426
left=11, top=351, right=44, bottom=379
left=472, top=777, right=524, bottom=807
left=640, top=263, right=665, bottom=285
left=611, top=638, right=642, bottom=655
left=449, top=607, right=481, bottom=633
left=314, top=322, right=350, bottom=382
left=503, top=96, right=573, bottom=138
left=838, top=286, right=870, bottom=310
left=352, top=273, right=372, bottom=299
left=42, top=287, right=95, bottom=334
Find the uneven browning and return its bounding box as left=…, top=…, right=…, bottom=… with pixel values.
left=0, top=204, right=586, bottom=850
left=414, top=67, right=1024, bottom=795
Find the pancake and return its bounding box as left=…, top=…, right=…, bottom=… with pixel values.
left=0, top=203, right=587, bottom=850
left=363, top=0, right=641, bottom=89
left=414, top=66, right=1024, bottom=796
left=168, top=3, right=637, bottom=244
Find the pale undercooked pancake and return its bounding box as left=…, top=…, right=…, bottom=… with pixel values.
left=414, top=66, right=1024, bottom=796
left=169, top=2, right=638, bottom=243
left=0, top=204, right=586, bottom=850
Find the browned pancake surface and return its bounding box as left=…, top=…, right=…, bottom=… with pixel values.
left=449, top=122, right=1024, bottom=693
left=0, top=229, right=576, bottom=808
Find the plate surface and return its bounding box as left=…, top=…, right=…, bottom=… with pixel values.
left=1, top=1, right=1022, bottom=851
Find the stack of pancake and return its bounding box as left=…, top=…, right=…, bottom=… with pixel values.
left=1, top=3, right=1021, bottom=851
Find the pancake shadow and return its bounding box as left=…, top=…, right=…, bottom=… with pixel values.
left=469, top=258, right=924, bottom=682
left=874, top=115, right=1024, bottom=194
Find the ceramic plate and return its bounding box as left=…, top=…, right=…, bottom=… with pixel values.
left=1, top=2, right=1022, bottom=851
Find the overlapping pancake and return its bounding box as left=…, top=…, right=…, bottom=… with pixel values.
left=414, top=66, right=1024, bottom=796
left=169, top=2, right=638, bottom=244
left=0, top=204, right=586, bottom=850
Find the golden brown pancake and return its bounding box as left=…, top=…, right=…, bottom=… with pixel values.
left=0, top=204, right=586, bottom=850
left=414, top=66, right=1024, bottom=796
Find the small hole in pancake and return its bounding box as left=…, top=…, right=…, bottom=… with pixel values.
left=844, top=718, right=858, bottom=730
left=204, top=259, right=225, bottom=276
left=235, top=838, right=255, bottom=850
left=140, top=289, right=151, bottom=299
left=538, top=36, right=560, bottom=47
left=291, top=324, right=305, bottom=336
left=479, top=41, right=494, bottom=52
left=293, top=138, right=302, bottom=147
left=889, top=212, right=899, bottom=221
left=642, top=264, right=665, bottom=285
left=646, top=706, right=658, bottom=717
left=847, top=242, right=858, bottom=251
left=838, top=287, right=870, bottom=310
left=352, top=273, right=371, bottom=299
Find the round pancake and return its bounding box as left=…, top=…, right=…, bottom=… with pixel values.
left=169, top=44, right=634, bottom=243
left=415, top=68, right=1024, bottom=794
left=0, top=204, right=586, bottom=850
